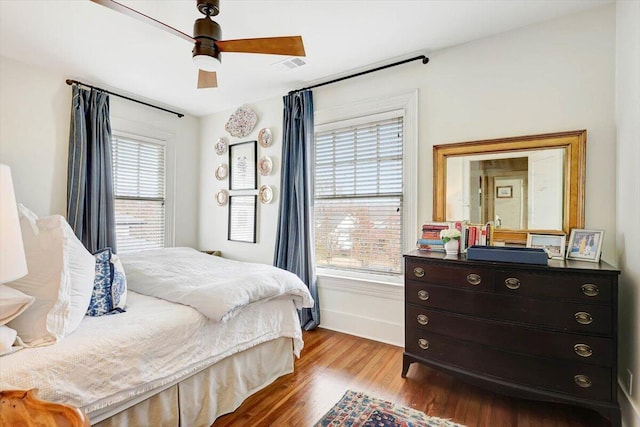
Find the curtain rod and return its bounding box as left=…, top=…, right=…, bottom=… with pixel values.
left=291, top=55, right=429, bottom=94
left=65, top=79, right=184, bottom=118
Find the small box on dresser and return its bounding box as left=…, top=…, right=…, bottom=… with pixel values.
left=402, top=250, right=620, bottom=426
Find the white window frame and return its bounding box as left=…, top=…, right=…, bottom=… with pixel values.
left=314, top=90, right=418, bottom=285
left=111, top=129, right=176, bottom=249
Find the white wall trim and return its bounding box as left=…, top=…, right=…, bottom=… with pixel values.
left=313, top=90, right=417, bottom=344
left=314, top=89, right=419, bottom=277
left=110, top=119, right=177, bottom=248
left=318, top=274, right=404, bottom=301
left=317, top=274, right=404, bottom=346
left=319, top=309, right=404, bottom=347
left=619, top=379, right=640, bottom=427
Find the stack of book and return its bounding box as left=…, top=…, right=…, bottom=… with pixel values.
left=417, top=221, right=465, bottom=252
left=417, top=220, right=496, bottom=253
left=460, top=222, right=494, bottom=253
left=417, top=222, right=449, bottom=252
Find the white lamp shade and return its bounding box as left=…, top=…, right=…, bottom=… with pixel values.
left=0, top=164, right=28, bottom=283
left=193, top=54, right=220, bottom=72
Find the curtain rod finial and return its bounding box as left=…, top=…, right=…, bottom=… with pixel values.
left=422, top=57, right=429, bottom=64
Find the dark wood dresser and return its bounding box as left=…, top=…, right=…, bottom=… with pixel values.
left=402, top=250, right=620, bottom=426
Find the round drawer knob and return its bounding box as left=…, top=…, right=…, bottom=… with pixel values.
left=418, top=338, right=430, bottom=350
left=574, top=374, right=592, bottom=388
left=574, top=311, right=593, bottom=325
left=581, top=284, right=599, bottom=297
left=574, top=343, right=593, bottom=358
left=466, top=273, right=482, bottom=286
left=504, top=277, right=521, bottom=290
left=417, top=290, right=430, bottom=301
left=413, top=267, right=425, bottom=278
left=417, top=314, right=429, bottom=326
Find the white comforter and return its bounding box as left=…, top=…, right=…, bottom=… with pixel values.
left=120, top=247, right=314, bottom=323
left=0, top=292, right=305, bottom=415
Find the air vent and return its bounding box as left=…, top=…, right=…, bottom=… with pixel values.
left=272, top=57, right=307, bottom=71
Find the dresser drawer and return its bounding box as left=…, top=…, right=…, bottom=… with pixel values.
left=405, top=259, right=494, bottom=291
left=494, top=270, right=613, bottom=303
left=405, top=329, right=612, bottom=401
left=406, top=304, right=614, bottom=366
left=405, top=282, right=613, bottom=335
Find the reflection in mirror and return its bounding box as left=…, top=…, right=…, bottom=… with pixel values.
left=433, top=130, right=586, bottom=245
left=446, top=149, right=565, bottom=230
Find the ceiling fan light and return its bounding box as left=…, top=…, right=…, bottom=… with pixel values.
left=193, top=54, right=220, bottom=72
left=193, top=37, right=221, bottom=71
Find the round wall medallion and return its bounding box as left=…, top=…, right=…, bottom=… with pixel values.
left=215, top=138, right=227, bottom=155
left=259, top=185, right=273, bottom=204
left=258, top=156, right=273, bottom=176
left=215, top=189, right=228, bottom=206
left=214, top=163, right=228, bottom=180
left=258, top=128, right=273, bottom=147
left=225, top=106, right=258, bottom=138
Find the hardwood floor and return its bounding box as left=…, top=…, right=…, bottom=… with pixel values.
left=213, top=329, right=611, bottom=427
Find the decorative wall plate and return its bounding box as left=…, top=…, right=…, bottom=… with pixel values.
left=258, top=156, right=273, bottom=176
left=215, top=137, right=227, bottom=155
left=215, top=163, right=228, bottom=180
left=258, top=128, right=273, bottom=147
left=259, top=185, right=273, bottom=204
left=215, top=189, right=228, bottom=206
left=225, top=106, right=258, bottom=138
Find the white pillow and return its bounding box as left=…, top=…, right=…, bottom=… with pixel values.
left=5, top=207, right=95, bottom=346
left=0, top=284, right=35, bottom=325
left=0, top=325, right=18, bottom=355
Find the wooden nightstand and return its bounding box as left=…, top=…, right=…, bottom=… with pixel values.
left=201, top=250, right=222, bottom=257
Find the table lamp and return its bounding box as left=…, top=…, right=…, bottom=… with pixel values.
left=0, top=164, right=28, bottom=283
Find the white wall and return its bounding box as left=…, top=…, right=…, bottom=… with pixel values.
left=199, top=96, right=283, bottom=264
left=199, top=4, right=618, bottom=347
left=0, top=57, right=70, bottom=217
left=494, top=177, right=524, bottom=229
left=615, top=1, right=640, bottom=425
left=0, top=56, right=200, bottom=248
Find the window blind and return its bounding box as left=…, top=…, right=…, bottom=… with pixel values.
left=314, top=115, right=404, bottom=275
left=112, top=135, right=166, bottom=253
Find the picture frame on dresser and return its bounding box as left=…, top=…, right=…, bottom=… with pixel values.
left=566, top=229, right=604, bottom=263
left=526, top=233, right=566, bottom=260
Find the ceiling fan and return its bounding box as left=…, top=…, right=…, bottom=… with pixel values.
left=90, top=0, right=306, bottom=88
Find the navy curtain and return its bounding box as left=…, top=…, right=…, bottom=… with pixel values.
left=67, top=85, right=117, bottom=253
left=274, top=90, right=320, bottom=330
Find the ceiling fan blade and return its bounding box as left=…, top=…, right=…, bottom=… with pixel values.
left=216, top=36, right=305, bottom=56
left=90, top=0, right=194, bottom=43
left=197, top=70, right=218, bottom=89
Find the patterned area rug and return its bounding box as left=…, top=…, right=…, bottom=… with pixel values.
left=314, top=390, right=465, bottom=427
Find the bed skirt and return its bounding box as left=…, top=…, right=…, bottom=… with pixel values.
left=92, top=337, right=294, bottom=427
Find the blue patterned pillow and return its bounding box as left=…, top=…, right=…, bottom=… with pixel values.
left=110, top=254, right=127, bottom=311
left=86, top=248, right=127, bottom=317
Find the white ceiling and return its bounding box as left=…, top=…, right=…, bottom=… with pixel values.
left=0, top=0, right=611, bottom=117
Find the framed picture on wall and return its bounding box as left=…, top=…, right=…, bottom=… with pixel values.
left=566, top=229, right=604, bottom=263
left=526, top=233, right=566, bottom=260
left=496, top=185, right=513, bottom=198
left=228, top=195, right=257, bottom=243
left=229, top=140, right=257, bottom=190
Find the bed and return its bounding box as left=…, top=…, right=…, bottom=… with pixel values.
left=0, top=247, right=314, bottom=426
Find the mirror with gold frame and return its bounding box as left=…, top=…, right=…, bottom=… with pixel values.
left=433, top=130, right=586, bottom=245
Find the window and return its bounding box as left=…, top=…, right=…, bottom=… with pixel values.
left=112, top=134, right=166, bottom=253
left=314, top=111, right=404, bottom=276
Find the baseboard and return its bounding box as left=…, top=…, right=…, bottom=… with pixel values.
left=619, top=380, right=640, bottom=427
left=319, top=308, right=403, bottom=347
